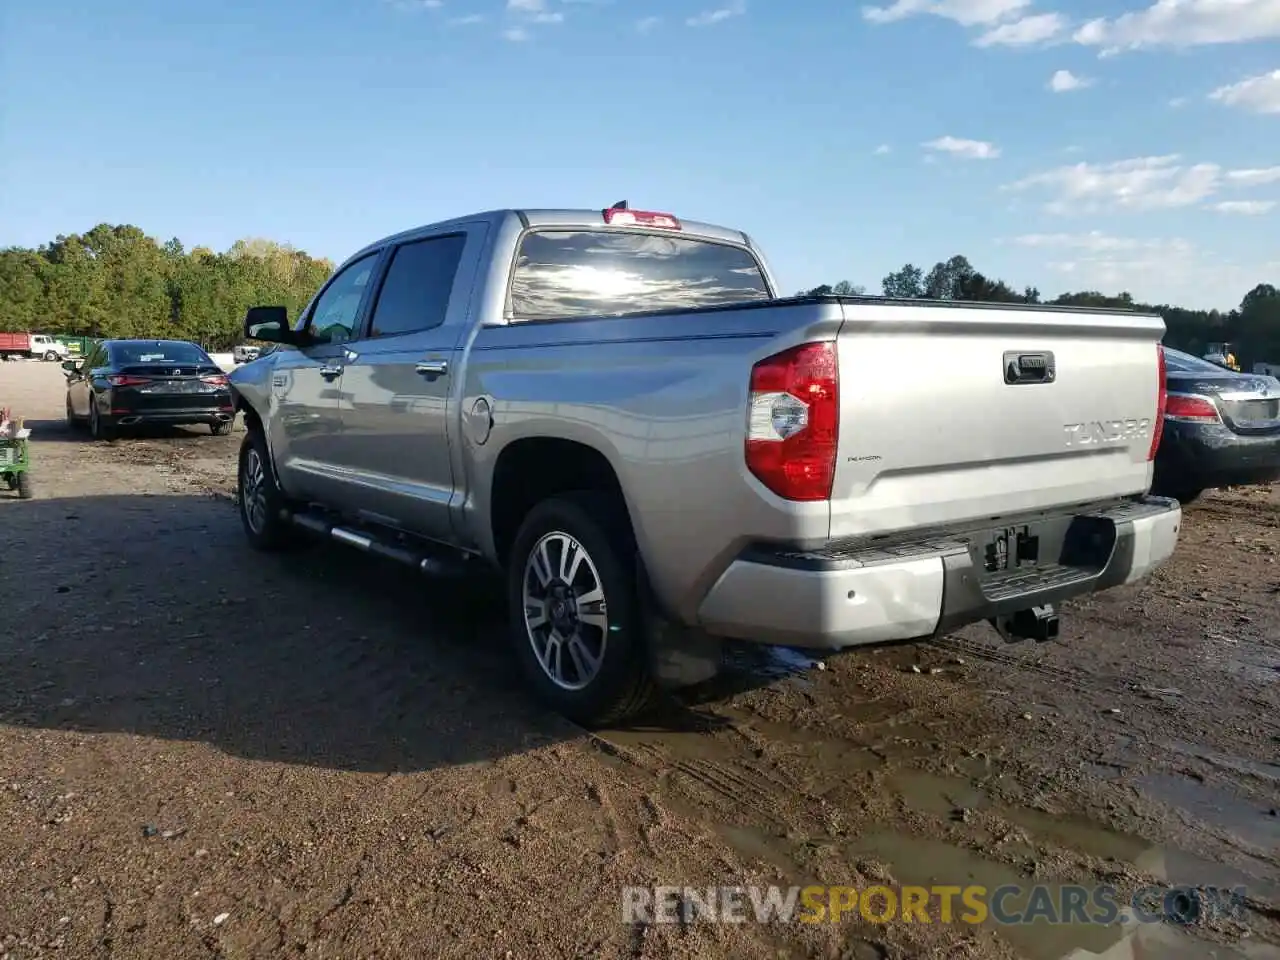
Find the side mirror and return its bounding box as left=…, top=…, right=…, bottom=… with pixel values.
left=244, top=305, right=291, bottom=343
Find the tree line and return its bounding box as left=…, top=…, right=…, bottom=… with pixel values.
left=804, top=255, right=1280, bottom=368
left=1, top=225, right=1276, bottom=364
left=0, top=224, right=333, bottom=350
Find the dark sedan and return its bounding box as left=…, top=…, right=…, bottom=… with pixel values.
left=64, top=339, right=235, bottom=440
left=1152, top=347, right=1280, bottom=503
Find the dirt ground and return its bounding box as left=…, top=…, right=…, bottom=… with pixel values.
left=1, top=359, right=1277, bottom=960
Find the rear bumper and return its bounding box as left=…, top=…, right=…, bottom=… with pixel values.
left=1156, top=422, right=1280, bottom=487
left=109, top=409, right=235, bottom=426
left=695, top=496, right=1182, bottom=650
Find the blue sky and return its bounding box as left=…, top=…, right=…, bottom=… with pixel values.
left=1, top=0, right=1277, bottom=310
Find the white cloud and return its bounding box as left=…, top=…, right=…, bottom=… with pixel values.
left=924, top=135, right=1001, bottom=159
left=503, top=25, right=530, bottom=39
left=1073, top=0, right=1280, bottom=52
left=1168, top=96, right=1189, bottom=107
left=1014, top=233, right=1262, bottom=309
left=389, top=0, right=442, bottom=10
left=1212, top=200, right=1276, bottom=214
left=1227, top=166, right=1280, bottom=187
left=862, top=0, right=1029, bottom=26
left=1014, top=231, right=1194, bottom=255
left=1048, top=68, right=1092, bottom=91
left=975, top=12, right=1065, bottom=45
left=687, top=0, right=745, bottom=25
left=874, top=144, right=892, bottom=155
left=1007, top=155, right=1222, bottom=212
left=507, top=0, right=543, bottom=9
left=636, top=15, right=661, bottom=31
left=531, top=10, right=564, bottom=21
left=448, top=12, right=484, bottom=22
left=1209, top=70, right=1280, bottom=114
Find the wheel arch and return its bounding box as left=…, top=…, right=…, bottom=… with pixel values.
left=488, top=435, right=634, bottom=572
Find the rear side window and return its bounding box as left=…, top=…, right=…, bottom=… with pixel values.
left=509, top=230, right=772, bottom=321
left=367, top=234, right=467, bottom=338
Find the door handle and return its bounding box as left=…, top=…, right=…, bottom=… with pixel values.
left=319, top=364, right=344, bottom=380
left=416, top=360, right=449, bottom=379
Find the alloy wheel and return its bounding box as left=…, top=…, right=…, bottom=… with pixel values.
left=522, top=531, right=610, bottom=691
left=241, top=448, right=268, bottom=534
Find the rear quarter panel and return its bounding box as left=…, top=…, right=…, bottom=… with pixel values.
left=459, top=302, right=844, bottom=622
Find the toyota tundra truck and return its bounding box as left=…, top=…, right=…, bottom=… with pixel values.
left=228, top=204, right=1181, bottom=726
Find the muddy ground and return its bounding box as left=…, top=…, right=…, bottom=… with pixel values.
left=1, top=360, right=1277, bottom=960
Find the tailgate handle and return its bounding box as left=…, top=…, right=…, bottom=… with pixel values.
left=1004, top=351, right=1055, bottom=385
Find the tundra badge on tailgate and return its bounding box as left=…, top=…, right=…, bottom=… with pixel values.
left=1062, top=418, right=1152, bottom=447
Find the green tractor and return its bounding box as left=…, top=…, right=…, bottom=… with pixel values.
left=0, top=408, right=33, bottom=499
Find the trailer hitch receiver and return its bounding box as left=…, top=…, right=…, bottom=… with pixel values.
left=990, top=604, right=1060, bottom=644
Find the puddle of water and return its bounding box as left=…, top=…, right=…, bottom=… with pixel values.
left=848, top=831, right=1126, bottom=960
left=721, top=644, right=817, bottom=687
left=1159, top=738, right=1280, bottom=783
left=1137, top=771, right=1280, bottom=854
left=1206, top=642, right=1279, bottom=686
left=893, top=769, right=1280, bottom=894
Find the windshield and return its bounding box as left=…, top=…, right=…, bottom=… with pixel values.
left=110, top=341, right=212, bottom=366
left=509, top=229, right=772, bottom=320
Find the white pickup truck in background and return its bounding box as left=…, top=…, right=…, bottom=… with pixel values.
left=229, top=203, right=1182, bottom=725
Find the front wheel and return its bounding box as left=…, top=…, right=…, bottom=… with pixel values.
left=506, top=492, right=658, bottom=727
left=44, top=351, right=59, bottom=361
left=237, top=429, right=303, bottom=551
left=16, top=472, right=33, bottom=499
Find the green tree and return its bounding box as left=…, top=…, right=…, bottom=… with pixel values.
left=882, top=264, right=924, bottom=298
left=0, top=224, right=334, bottom=349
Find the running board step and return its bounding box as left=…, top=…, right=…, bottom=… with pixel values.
left=283, top=510, right=472, bottom=577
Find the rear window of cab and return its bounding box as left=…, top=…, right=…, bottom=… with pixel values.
left=509, top=229, right=772, bottom=321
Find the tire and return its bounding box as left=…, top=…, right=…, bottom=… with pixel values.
left=211, top=419, right=233, bottom=436
left=506, top=491, right=658, bottom=727
left=237, top=428, right=302, bottom=551
left=88, top=399, right=114, bottom=441
left=65, top=395, right=81, bottom=429
left=44, top=351, right=59, bottom=362
left=16, top=472, right=33, bottom=500
left=1151, top=476, right=1204, bottom=505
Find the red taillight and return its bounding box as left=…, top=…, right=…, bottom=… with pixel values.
left=745, top=342, right=839, bottom=501
left=1147, top=344, right=1167, bottom=461
left=1165, top=393, right=1221, bottom=423
left=602, top=208, right=682, bottom=230
left=107, top=374, right=150, bottom=387
left=201, top=374, right=229, bottom=386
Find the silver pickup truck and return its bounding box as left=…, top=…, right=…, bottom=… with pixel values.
left=229, top=204, right=1182, bottom=726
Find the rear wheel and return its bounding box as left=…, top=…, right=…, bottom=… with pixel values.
left=65, top=395, right=81, bottom=429
left=1151, top=475, right=1204, bottom=504
left=88, top=400, right=114, bottom=441
left=211, top=419, right=233, bottom=436
left=1169, top=486, right=1205, bottom=505
left=506, top=492, right=658, bottom=727
left=238, top=428, right=302, bottom=551
left=44, top=351, right=59, bottom=361
left=16, top=472, right=33, bottom=499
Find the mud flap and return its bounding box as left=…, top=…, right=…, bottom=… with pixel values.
left=635, top=558, right=724, bottom=689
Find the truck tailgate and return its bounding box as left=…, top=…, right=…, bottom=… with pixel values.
left=829, top=301, right=1165, bottom=540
